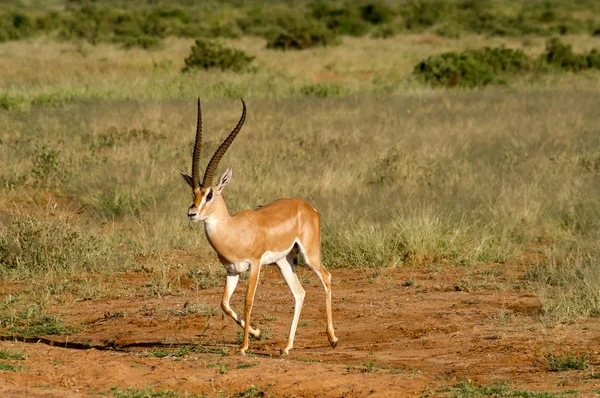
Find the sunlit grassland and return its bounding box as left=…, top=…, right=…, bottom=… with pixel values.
left=1, top=34, right=600, bottom=326
left=2, top=34, right=600, bottom=110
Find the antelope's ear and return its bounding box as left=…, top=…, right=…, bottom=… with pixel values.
left=179, top=171, right=194, bottom=188
left=215, top=168, right=232, bottom=195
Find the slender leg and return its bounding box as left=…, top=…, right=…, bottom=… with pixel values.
left=299, top=244, right=338, bottom=348
left=221, top=272, right=261, bottom=338
left=240, top=261, right=261, bottom=355
left=276, top=254, right=306, bottom=356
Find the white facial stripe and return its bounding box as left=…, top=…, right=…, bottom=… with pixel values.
left=199, top=187, right=213, bottom=209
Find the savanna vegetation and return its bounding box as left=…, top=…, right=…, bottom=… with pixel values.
left=1, top=1, right=600, bottom=395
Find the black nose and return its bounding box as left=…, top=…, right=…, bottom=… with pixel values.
left=188, top=213, right=197, bottom=217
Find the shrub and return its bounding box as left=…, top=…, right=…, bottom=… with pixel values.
left=182, top=39, right=255, bottom=72
left=399, top=0, right=453, bottom=30
left=359, top=2, right=393, bottom=25
left=414, top=46, right=532, bottom=87
left=309, top=2, right=370, bottom=37
left=540, top=37, right=600, bottom=71
left=0, top=12, right=37, bottom=42
left=32, top=144, right=62, bottom=183
left=266, top=18, right=339, bottom=50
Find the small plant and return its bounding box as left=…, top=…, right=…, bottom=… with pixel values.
left=236, top=362, right=258, bottom=369
left=182, top=39, right=255, bottom=72
left=0, top=362, right=22, bottom=372
left=545, top=351, right=589, bottom=372
left=31, top=144, right=62, bottom=182
left=236, top=386, right=264, bottom=397
left=0, top=349, right=26, bottom=360
left=364, top=361, right=376, bottom=372
left=299, top=82, right=345, bottom=97
left=150, top=349, right=170, bottom=358
left=0, top=348, right=26, bottom=373
left=207, top=362, right=229, bottom=374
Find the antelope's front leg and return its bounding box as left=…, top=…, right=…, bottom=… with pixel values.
left=221, top=272, right=261, bottom=338
left=240, top=261, right=261, bottom=355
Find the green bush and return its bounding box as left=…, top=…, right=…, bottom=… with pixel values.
left=359, top=2, right=393, bottom=25
left=309, top=2, right=371, bottom=37
left=399, top=0, right=453, bottom=30
left=540, top=37, right=600, bottom=71
left=182, top=39, right=255, bottom=72
left=414, top=46, right=532, bottom=87
left=0, top=12, right=37, bottom=42
left=266, top=18, right=339, bottom=50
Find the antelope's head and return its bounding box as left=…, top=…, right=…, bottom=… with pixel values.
left=180, top=98, right=246, bottom=222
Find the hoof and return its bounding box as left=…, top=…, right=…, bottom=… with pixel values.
left=251, top=328, right=262, bottom=339
left=280, top=347, right=291, bottom=356
left=329, top=338, right=339, bottom=349
left=238, top=348, right=248, bottom=356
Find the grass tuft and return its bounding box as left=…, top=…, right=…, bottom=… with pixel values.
left=545, top=351, right=589, bottom=372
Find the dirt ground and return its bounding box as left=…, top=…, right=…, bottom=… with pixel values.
left=1, top=264, right=600, bottom=398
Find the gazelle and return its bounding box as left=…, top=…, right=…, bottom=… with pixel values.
left=180, top=98, right=338, bottom=355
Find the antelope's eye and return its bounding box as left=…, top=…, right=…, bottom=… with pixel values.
left=206, top=191, right=213, bottom=201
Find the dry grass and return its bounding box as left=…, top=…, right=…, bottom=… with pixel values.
left=1, top=35, right=600, bottom=110
left=1, top=34, right=600, bottom=324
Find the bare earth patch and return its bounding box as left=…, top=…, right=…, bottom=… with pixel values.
left=1, top=265, right=600, bottom=397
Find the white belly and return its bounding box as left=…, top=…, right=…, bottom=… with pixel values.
left=259, top=240, right=297, bottom=266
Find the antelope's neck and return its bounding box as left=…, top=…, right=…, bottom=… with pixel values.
left=203, top=200, right=232, bottom=238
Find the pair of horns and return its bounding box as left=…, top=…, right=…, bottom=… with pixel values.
left=189, top=98, right=246, bottom=188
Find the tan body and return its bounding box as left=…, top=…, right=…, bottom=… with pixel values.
left=180, top=99, right=337, bottom=355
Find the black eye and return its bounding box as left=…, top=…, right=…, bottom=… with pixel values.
left=206, top=191, right=213, bottom=201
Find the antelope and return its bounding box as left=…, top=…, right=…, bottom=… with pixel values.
left=179, top=98, right=338, bottom=355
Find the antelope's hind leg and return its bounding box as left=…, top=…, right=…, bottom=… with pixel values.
left=221, top=271, right=261, bottom=339
left=276, top=252, right=306, bottom=356
left=299, top=243, right=338, bottom=348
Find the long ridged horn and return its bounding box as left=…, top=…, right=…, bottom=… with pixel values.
left=191, top=98, right=203, bottom=188
left=202, top=98, right=246, bottom=187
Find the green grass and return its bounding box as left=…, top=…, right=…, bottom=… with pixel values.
left=440, top=380, right=572, bottom=397
left=236, top=362, right=258, bottom=369
left=236, top=386, right=265, bottom=397
left=110, top=387, right=205, bottom=398
left=0, top=349, right=26, bottom=360
left=7, top=315, right=82, bottom=337
left=207, top=362, right=229, bottom=375
left=0, top=348, right=26, bottom=373
left=0, top=362, right=22, bottom=372
left=545, top=351, right=589, bottom=372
